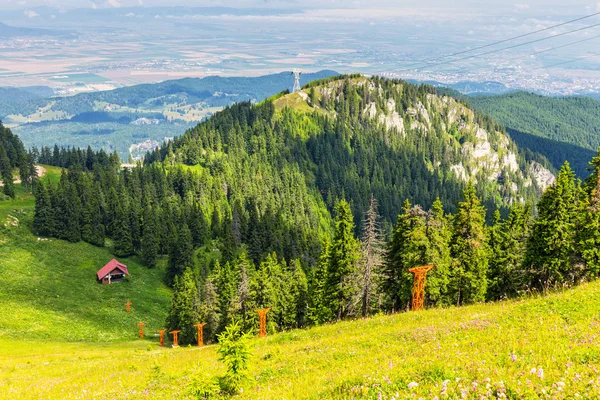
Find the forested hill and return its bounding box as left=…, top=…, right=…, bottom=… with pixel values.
left=469, top=91, right=600, bottom=177
left=149, top=75, right=554, bottom=228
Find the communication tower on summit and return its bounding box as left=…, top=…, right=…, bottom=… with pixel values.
left=292, top=69, right=302, bottom=92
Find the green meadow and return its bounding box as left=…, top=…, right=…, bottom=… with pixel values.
left=1, top=167, right=600, bottom=399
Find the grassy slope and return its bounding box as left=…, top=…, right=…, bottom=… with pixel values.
left=0, top=167, right=170, bottom=342
left=1, top=280, right=600, bottom=398
left=1, top=165, right=600, bottom=399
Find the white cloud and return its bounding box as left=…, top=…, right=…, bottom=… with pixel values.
left=107, top=0, right=122, bottom=6
left=514, top=3, right=530, bottom=10
left=24, top=10, right=39, bottom=18
left=597, top=2, right=600, bottom=12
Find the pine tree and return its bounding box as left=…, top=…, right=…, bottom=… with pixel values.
left=487, top=204, right=531, bottom=300
left=0, top=146, right=15, bottom=199
left=290, top=260, right=309, bottom=328
left=33, top=181, right=54, bottom=236
left=198, top=275, right=220, bottom=343
left=166, top=223, right=194, bottom=286
left=141, top=205, right=159, bottom=268
left=113, top=197, right=133, bottom=257
left=450, top=183, right=489, bottom=305
left=579, top=150, right=600, bottom=278
left=307, top=241, right=333, bottom=324
left=228, top=253, right=255, bottom=333
left=424, top=198, right=452, bottom=306
left=357, top=195, right=384, bottom=317
left=214, top=261, right=237, bottom=333
left=524, top=162, right=581, bottom=289
left=55, top=173, right=81, bottom=243
left=382, top=200, right=427, bottom=312
left=166, top=268, right=199, bottom=345
left=326, top=200, right=360, bottom=320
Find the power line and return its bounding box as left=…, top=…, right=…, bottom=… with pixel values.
left=379, top=11, right=600, bottom=74
left=544, top=52, right=600, bottom=68
left=408, top=11, right=600, bottom=66
left=397, top=21, right=600, bottom=72
left=450, top=34, right=600, bottom=74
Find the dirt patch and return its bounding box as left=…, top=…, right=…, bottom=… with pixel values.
left=0, top=165, right=47, bottom=187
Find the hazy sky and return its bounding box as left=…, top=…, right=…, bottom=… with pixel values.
left=0, top=0, right=598, bottom=14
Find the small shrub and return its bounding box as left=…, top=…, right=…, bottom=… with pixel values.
left=188, top=374, right=220, bottom=399
left=216, top=319, right=253, bottom=394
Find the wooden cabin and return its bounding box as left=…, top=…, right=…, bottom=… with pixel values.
left=97, top=259, right=130, bottom=284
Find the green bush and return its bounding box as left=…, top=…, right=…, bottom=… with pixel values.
left=216, top=320, right=253, bottom=394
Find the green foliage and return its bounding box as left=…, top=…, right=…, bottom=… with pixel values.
left=166, top=223, right=194, bottom=287
left=470, top=92, right=600, bottom=150
left=487, top=204, right=532, bottom=300
left=579, top=151, right=600, bottom=277
left=166, top=268, right=199, bottom=345
left=307, top=241, right=333, bottom=325
left=450, top=183, right=489, bottom=305
left=524, top=162, right=582, bottom=289
left=216, top=319, right=253, bottom=395
left=423, top=198, right=452, bottom=305
left=140, top=206, right=159, bottom=268
left=382, top=200, right=427, bottom=311
left=327, top=200, right=360, bottom=320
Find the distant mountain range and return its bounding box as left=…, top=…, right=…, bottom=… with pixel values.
left=0, top=22, right=73, bottom=38
left=5, top=70, right=339, bottom=158
left=3, top=70, right=600, bottom=179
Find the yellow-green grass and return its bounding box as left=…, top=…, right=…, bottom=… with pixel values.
left=2, top=165, right=600, bottom=399
left=0, top=165, right=61, bottom=222
left=1, top=280, right=600, bottom=399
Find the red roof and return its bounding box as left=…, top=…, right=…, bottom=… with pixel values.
left=96, top=259, right=129, bottom=280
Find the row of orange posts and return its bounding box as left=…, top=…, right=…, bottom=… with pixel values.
left=128, top=302, right=272, bottom=346
left=128, top=266, right=433, bottom=346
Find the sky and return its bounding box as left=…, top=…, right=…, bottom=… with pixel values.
left=1, top=0, right=600, bottom=95
left=0, top=0, right=597, bottom=13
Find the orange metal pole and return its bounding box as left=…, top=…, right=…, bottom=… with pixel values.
left=158, top=329, right=166, bottom=346
left=125, top=301, right=132, bottom=313
left=138, top=322, right=146, bottom=338
left=408, top=265, right=435, bottom=311
left=254, top=308, right=271, bottom=338
left=169, top=330, right=181, bottom=347
left=194, top=323, right=207, bottom=347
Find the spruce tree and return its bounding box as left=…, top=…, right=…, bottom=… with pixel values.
left=525, top=162, right=580, bottom=289
left=198, top=275, right=221, bottom=343
left=424, top=198, right=452, bottom=306
left=326, top=200, right=360, bottom=320
left=166, top=268, right=199, bottom=345
left=166, top=223, right=194, bottom=286
left=382, top=200, right=428, bottom=312
left=228, top=253, right=255, bottom=333
left=214, top=261, right=237, bottom=333
left=290, top=260, right=309, bottom=328
left=55, top=173, right=81, bottom=243
left=450, top=183, right=489, bottom=305
left=33, top=182, right=54, bottom=237
left=0, top=146, right=15, bottom=199
left=579, top=151, right=600, bottom=278
left=487, top=204, right=531, bottom=300
left=141, top=205, right=159, bottom=268
left=307, top=241, right=332, bottom=324
left=113, top=197, right=133, bottom=257
left=357, top=195, right=384, bottom=317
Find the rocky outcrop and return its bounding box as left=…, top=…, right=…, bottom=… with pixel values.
left=529, top=162, right=556, bottom=192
